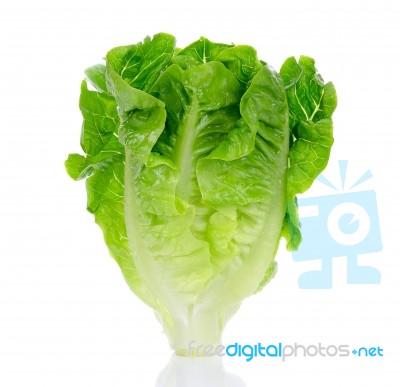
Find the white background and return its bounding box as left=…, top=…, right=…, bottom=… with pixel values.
left=1, top=0, right=399, bottom=386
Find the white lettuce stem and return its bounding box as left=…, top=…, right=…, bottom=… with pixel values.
left=166, top=308, right=223, bottom=356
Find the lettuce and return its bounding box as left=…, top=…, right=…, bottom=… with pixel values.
left=65, top=33, right=336, bottom=354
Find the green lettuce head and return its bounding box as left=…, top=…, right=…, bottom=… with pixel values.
left=65, top=33, right=336, bottom=354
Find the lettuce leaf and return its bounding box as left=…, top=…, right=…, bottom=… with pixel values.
left=280, top=56, right=337, bottom=250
